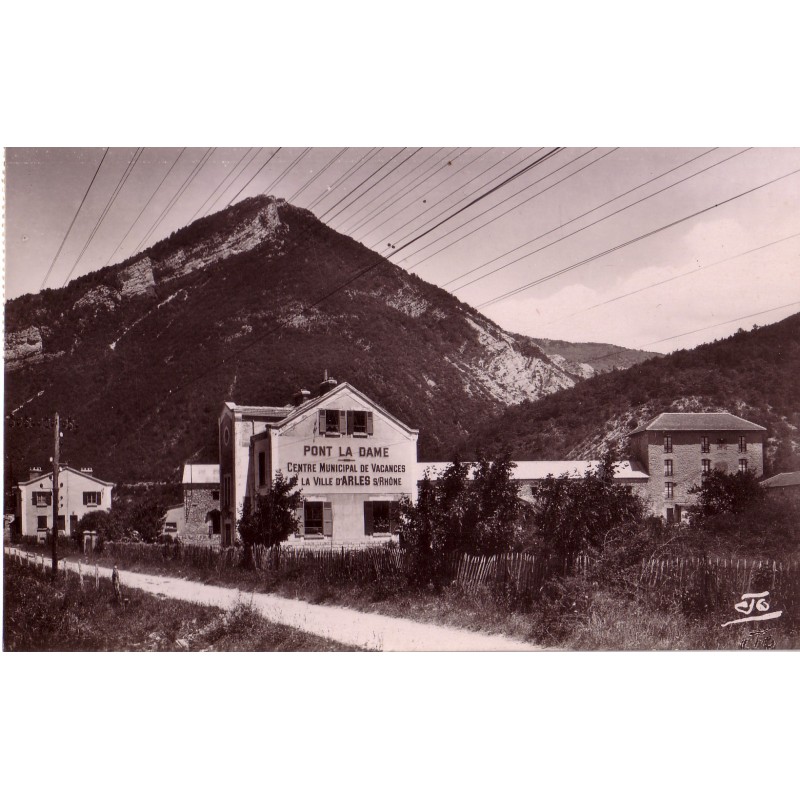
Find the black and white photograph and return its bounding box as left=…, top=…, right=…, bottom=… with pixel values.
left=4, top=144, right=799, bottom=652
left=1, top=4, right=798, bottom=797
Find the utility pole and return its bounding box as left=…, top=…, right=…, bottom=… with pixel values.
left=51, top=412, right=60, bottom=579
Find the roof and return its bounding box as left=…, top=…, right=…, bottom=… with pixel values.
left=223, top=401, right=293, bottom=419
left=416, top=460, right=649, bottom=483
left=273, top=382, right=419, bottom=435
left=17, top=466, right=115, bottom=487
left=182, top=463, right=219, bottom=485
left=630, top=412, right=766, bottom=434
left=760, top=472, right=800, bottom=489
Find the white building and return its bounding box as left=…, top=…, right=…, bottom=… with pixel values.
left=14, top=466, right=114, bottom=541
left=219, top=377, right=419, bottom=546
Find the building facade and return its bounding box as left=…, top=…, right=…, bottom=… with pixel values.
left=180, top=463, right=221, bottom=544
left=219, top=378, right=419, bottom=546
left=14, top=466, right=114, bottom=541
left=629, top=412, right=766, bottom=521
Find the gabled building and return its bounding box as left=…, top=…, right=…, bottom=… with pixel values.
left=219, top=376, right=419, bottom=546
left=14, top=466, right=114, bottom=541
left=629, top=412, right=766, bottom=521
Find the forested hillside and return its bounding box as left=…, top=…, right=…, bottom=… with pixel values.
left=463, top=313, right=800, bottom=475
left=4, top=195, right=589, bottom=483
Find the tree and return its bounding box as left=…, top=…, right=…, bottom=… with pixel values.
left=73, top=509, right=125, bottom=548
left=122, top=496, right=169, bottom=543
left=687, top=468, right=765, bottom=520
left=398, top=453, right=526, bottom=584
left=529, top=451, right=645, bottom=559
left=237, top=471, right=302, bottom=550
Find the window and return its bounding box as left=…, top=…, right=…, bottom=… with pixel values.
left=664, top=460, right=673, bottom=477
left=32, top=491, right=51, bottom=507
left=212, top=490, right=220, bottom=501
left=223, top=475, right=232, bottom=510
left=364, top=501, right=398, bottom=537
left=739, top=459, right=748, bottom=474
left=37, top=515, right=48, bottom=531
left=348, top=410, right=374, bottom=436
left=665, top=482, right=674, bottom=499
left=739, top=435, right=747, bottom=453
left=664, top=435, right=672, bottom=453
left=56, top=515, right=65, bottom=532
left=258, top=452, right=266, bottom=487
left=319, top=409, right=374, bottom=436
left=303, top=501, right=332, bottom=538
left=164, top=522, right=178, bottom=533
left=701, top=436, right=710, bottom=453
left=702, top=459, right=711, bottom=476
left=83, top=491, right=101, bottom=506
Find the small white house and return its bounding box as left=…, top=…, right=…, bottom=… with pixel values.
left=15, top=466, right=114, bottom=541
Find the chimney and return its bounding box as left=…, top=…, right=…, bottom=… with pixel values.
left=292, top=389, right=311, bottom=407
left=29, top=467, right=43, bottom=481
left=318, top=370, right=338, bottom=397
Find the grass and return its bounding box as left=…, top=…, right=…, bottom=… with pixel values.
left=2, top=560, right=360, bottom=652
left=10, top=541, right=799, bottom=649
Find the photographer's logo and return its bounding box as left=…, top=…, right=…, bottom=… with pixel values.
left=721, top=591, right=783, bottom=627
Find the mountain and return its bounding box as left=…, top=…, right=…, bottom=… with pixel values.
left=462, top=313, right=800, bottom=475
left=6, top=195, right=601, bottom=483
left=528, top=337, right=662, bottom=377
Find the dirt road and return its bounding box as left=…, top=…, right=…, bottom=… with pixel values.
left=5, top=547, right=541, bottom=651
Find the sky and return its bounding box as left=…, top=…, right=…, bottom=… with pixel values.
left=5, top=146, right=800, bottom=354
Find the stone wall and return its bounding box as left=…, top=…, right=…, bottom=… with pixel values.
left=179, top=485, right=220, bottom=546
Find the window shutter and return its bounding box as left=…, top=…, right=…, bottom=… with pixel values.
left=346, top=410, right=354, bottom=435
left=366, top=412, right=374, bottom=436
left=389, top=502, right=397, bottom=535
left=31, top=494, right=36, bottom=507
left=339, top=409, right=347, bottom=434
left=363, top=502, right=374, bottom=536
left=294, top=505, right=304, bottom=538
left=323, top=502, right=333, bottom=537
left=318, top=410, right=326, bottom=434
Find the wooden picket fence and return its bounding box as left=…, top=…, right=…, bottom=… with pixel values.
left=640, top=555, right=800, bottom=614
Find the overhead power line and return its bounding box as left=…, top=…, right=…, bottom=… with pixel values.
left=319, top=148, right=409, bottom=223
left=307, top=148, right=380, bottom=212
left=340, top=147, right=451, bottom=236
left=39, top=148, right=109, bottom=291
left=107, top=148, right=187, bottom=264
left=476, top=163, right=800, bottom=309
left=378, top=148, right=539, bottom=254
left=262, top=148, right=312, bottom=197
left=444, top=147, right=720, bottom=292
left=585, top=300, right=800, bottom=364
left=210, top=148, right=264, bottom=212
left=190, top=148, right=254, bottom=223
left=333, top=148, right=435, bottom=232
left=226, top=148, right=282, bottom=207
left=353, top=147, right=469, bottom=242
left=289, top=148, right=348, bottom=204
left=60, top=148, right=145, bottom=286
left=399, top=148, right=606, bottom=269
left=132, top=148, right=215, bottom=254
left=554, top=230, right=800, bottom=323
left=135, top=147, right=564, bottom=407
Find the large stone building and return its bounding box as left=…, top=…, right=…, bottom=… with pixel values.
left=219, top=377, right=419, bottom=546
left=629, top=412, right=766, bottom=521
left=14, top=466, right=114, bottom=541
